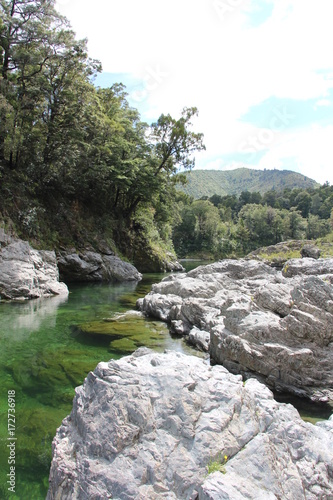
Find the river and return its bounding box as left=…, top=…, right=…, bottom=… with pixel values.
left=0, top=264, right=331, bottom=499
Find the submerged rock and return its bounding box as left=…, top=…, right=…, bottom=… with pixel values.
left=0, top=236, right=68, bottom=300
left=47, top=349, right=333, bottom=500
left=138, top=259, right=333, bottom=402
left=57, top=250, right=142, bottom=283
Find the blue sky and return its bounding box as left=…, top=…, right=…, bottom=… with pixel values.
left=56, top=0, right=333, bottom=184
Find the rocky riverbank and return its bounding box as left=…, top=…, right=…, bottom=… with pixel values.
left=0, top=229, right=68, bottom=300
left=0, top=229, right=143, bottom=300
left=47, top=349, right=333, bottom=499
left=138, top=258, right=333, bottom=403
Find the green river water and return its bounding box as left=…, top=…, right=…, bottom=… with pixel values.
left=0, top=265, right=331, bottom=499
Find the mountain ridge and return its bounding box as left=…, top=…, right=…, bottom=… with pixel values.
left=178, top=168, right=319, bottom=198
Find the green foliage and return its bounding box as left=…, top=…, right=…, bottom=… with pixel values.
left=206, top=454, right=228, bottom=475
left=0, top=1, right=205, bottom=268
left=178, top=168, right=319, bottom=199
left=173, top=199, right=223, bottom=257
left=172, top=182, right=333, bottom=259
left=1, top=1, right=332, bottom=270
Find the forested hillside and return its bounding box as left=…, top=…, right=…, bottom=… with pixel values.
left=0, top=0, right=204, bottom=271
left=173, top=183, right=333, bottom=258
left=178, top=168, right=319, bottom=198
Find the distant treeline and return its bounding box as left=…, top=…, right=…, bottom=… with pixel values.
left=172, top=184, right=333, bottom=257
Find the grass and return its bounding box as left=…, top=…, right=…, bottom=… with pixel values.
left=315, top=233, right=333, bottom=257
left=206, top=454, right=228, bottom=475
left=258, top=249, right=301, bottom=263
left=250, top=234, right=333, bottom=263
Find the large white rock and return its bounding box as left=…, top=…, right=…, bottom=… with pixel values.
left=47, top=349, right=333, bottom=500
left=0, top=237, right=68, bottom=300
left=138, top=259, right=333, bottom=402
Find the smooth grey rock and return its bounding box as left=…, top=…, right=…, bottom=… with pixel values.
left=57, top=250, right=142, bottom=283
left=47, top=350, right=333, bottom=500
left=138, top=259, right=333, bottom=402
left=0, top=239, right=68, bottom=300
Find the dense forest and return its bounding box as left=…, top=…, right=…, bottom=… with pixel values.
left=1, top=1, right=333, bottom=269
left=0, top=0, right=204, bottom=270
left=173, top=183, right=333, bottom=258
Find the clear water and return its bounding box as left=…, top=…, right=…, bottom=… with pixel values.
left=0, top=267, right=330, bottom=499
left=0, top=274, right=203, bottom=500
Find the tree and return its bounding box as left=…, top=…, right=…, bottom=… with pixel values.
left=238, top=190, right=252, bottom=208
left=262, top=189, right=277, bottom=208
left=306, top=214, right=330, bottom=239
left=0, top=0, right=61, bottom=165
left=295, top=191, right=312, bottom=217
left=283, top=208, right=306, bottom=239
left=124, top=107, right=205, bottom=216
left=0, top=0, right=100, bottom=172
left=150, top=107, right=205, bottom=175
left=235, top=218, right=250, bottom=252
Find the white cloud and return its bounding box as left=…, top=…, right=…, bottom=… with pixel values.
left=315, top=99, right=331, bottom=107
left=55, top=0, right=333, bottom=184
left=255, top=125, right=333, bottom=184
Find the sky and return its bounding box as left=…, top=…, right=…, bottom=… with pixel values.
left=55, top=0, right=333, bottom=185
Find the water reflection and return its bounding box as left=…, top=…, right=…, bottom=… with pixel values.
left=0, top=294, right=68, bottom=341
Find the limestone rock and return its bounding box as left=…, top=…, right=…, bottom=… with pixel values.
left=282, top=257, right=333, bottom=277
left=47, top=350, right=333, bottom=500
left=57, top=250, right=142, bottom=283
left=188, top=326, right=210, bottom=352
left=138, top=259, right=333, bottom=402
left=0, top=238, right=68, bottom=300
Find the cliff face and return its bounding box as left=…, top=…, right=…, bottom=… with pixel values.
left=47, top=349, right=333, bottom=499
left=138, top=258, right=333, bottom=402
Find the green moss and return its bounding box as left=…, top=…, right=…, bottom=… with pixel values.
left=257, top=249, right=301, bottom=262
left=0, top=404, right=65, bottom=500
left=109, top=337, right=138, bottom=352
left=76, top=313, right=170, bottom=353
left=6, top=349, right=99, bottom=408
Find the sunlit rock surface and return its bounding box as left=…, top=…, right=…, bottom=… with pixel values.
left=138, top=259, right=333, bottom=402
left=0, top=230, right=68, bottom=300
left=47, top=349, right=333, bottom=499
